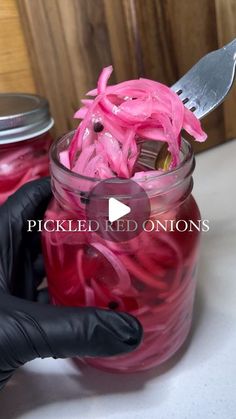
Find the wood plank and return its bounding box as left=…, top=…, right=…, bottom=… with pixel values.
left=134, top=0, right=177, bottom=83
left=17, top=0, right=75, bottom=134
left=135, top=0, right=225, bottom=152
left=215, top=0, right=236, bottom=139
left=164, top=0, right=225, bottom=152
left=57, top=0, right=113, bottom=97
left=0, top=69, right=35, bottom=92
left=18, top=0, right=114, bottom=135
left=103, top=0, right=137, bottom=81
left=17, top=0, right=234, bottom=151
left=0, top=0, right=35, bottom=93
left=0, top=0, right=18, bottom=19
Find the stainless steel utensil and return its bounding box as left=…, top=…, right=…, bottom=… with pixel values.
left=171, top=38, right=236, bottom=119
left=139, top=39, right=236, bottom=169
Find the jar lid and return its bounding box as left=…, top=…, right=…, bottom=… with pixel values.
left=0, top=93, right=54, bottom=144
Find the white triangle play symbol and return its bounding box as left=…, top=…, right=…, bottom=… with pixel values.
left=108, top=197, right=131, bottom=223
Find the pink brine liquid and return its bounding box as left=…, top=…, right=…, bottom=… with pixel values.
left=42, top=191, right=201, bottom=373
left=0, top=133, right=52, bottom=205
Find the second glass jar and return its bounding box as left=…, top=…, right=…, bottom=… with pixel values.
left=0, top=93, right=54, bottom=204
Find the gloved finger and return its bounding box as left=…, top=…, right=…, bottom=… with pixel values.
left=3, top=177, right=51, bottom=229
left=0, top=294, right=143, bottom=368
left=26, top=230, right=43, bottom=261
left=0, top=178, right=51, bottom=294
left=13, top=253, right=47, bottom=301
left=33, top=254, right=46, bottom=287
left=11, top=247, right=35, bottom=299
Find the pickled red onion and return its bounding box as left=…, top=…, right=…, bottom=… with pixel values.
left=0, top=134, right=51, bottom=205
left=64, top=66, right=207, bottom=179
left=90, top=241, right=131, bottom=292
left=45, top=67, right=206, bottom=372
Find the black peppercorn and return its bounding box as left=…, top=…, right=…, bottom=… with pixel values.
left=93, top=121, right=104, bottom=133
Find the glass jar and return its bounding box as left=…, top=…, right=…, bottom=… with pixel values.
left=42, top=131, right=201, bottom=373
left=0, top=93, right=54, bottom=204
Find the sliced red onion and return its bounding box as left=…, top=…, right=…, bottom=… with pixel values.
left=63, top=66, right=207, bottom=179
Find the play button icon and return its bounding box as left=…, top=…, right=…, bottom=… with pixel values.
left=108, top=198, right=131, bottom=223
left=85, top=177, right=150, bottom=242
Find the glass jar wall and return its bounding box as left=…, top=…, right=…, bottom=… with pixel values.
left=0, top=93, right=53, bottom=204
left=42, top=132, right=201, bottom=373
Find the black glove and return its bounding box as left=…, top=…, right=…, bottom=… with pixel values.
left=0, top=178, right=142, bottom=390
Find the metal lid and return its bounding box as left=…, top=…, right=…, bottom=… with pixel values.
left=0, top=93, right=54, bottom=144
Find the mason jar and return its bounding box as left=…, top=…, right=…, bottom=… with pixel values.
left=0, top=93, right=54, bottom=204
left=42, top=131, right=201, bottom=373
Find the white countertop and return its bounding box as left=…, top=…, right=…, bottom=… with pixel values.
left=1, top=140, right=236, bottom=419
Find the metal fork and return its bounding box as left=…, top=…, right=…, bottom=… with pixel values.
left=139, top=39, right=236, bottom=169
left=171, top=38, right=236, bottom=119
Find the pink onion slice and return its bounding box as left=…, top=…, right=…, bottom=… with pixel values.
left=90, top=242, right=131, bottom=292
left=65, top=66, right=207, bottom=180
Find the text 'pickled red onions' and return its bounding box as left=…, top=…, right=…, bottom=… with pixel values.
left=60, top=66, right=207, bottom=179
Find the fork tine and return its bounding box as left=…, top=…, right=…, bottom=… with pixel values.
left=172, top=86, right=182, bottom=95
left=171, top=39, right=236, bottom=120
left=175, top=90, right=186, bottom=100
left=184, top=99, right=197, bottom=110
left=173, top=84, right=198, bottom=112
left=175, top=89, right=183, bottom=95
left=172, top=86, right=189, bottom=103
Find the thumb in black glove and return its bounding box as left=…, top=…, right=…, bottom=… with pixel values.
left=0, top=178, right=142, bottom=390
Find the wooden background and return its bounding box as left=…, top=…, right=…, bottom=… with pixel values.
left=1, top=0, right=236, bottom=153
left=0, top=0, right=35, bottom=92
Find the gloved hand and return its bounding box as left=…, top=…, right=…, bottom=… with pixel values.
left=0, top=178, right=142, bottom=390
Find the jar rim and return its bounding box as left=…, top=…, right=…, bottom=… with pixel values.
left=50, top=130, right=194, bottom=183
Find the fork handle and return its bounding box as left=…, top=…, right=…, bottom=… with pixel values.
left=223, top=38, right=236, bottom=60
